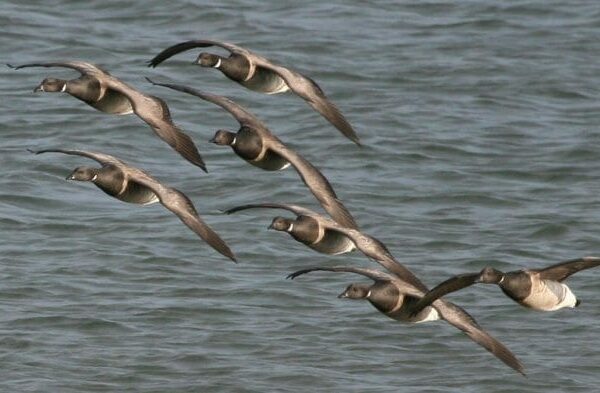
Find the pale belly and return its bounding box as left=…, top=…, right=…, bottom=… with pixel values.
left=116, top=183, right=160, bottom=205
left=242, top=67, right=290, bottom=94
left=386, top=297, right=440, bottom=323
left=92, top=89, right=134, bottom=115
left=521, top=280, right=577, bottom=311
left=308, top=230, right=356, bottom=255
left=249, top=149, right=291, bottom=171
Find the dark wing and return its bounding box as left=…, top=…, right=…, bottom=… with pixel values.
left=287, top=263, right=525, bottom=375
left=223, top=202, right=320, bottom=218
left=160, top=189, right=237, bottom=262
left=248, top=58, right=360, bottom=145
left=287, top=265, right=394, bottom=281
left=286, top=265, right=423, bottom=297
left=410, top=272, right=481, bottom=316
left=29, top=148, right=125, bottom=167
left=148, top=39, right=249, bottom=67
left=434, top=300, right=525, bottom=376
left=325, top=225, right=429, bottom=292
left=7, top=61, right=109, bottom=76
left=128, top=174, right=236, bottom=262
left=145, top=78, right=262, bottom=127
left=537, top=256, right=600, bottom=282
left=266, top=139, right=358, bottom=229
left=102, top=77, right=207, bottom=171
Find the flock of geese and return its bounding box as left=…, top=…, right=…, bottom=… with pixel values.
left=9, top=39, right=600, bottom=377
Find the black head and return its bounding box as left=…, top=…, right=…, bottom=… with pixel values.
left=479, top=266, right=504, bottom=284
left=268, top=216, right=294, bottom=232
left=195, top=52, right=221, bottom=68
left=66, top=166, right=98, bottom=182
left=34, top=77, right=67, bottom=93
left=209, top=129, right=236, bottom=146
left=338, top=283, right=371, bottom=299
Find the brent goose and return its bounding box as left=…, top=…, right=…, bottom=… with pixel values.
left=224, top=202, right=425, bottom=291
left=8, top=61, right=206, bottom=171
left=146, top=78, right=358, bottom=229
left=30, top=148, right=236, bottom=261
left=410, top=257, right=600, bottom=313
left=287, top=265, right=525, bottom=375
left=148, top=40, right=360, bottom=145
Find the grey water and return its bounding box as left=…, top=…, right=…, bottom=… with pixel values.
left=2, top=0, right=600, bottom=391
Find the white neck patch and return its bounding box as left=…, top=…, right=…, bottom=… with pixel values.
left=498, top=275, right=505, bottom=284
left=287, top=223, right=294, bottom=232
left=60, top=83, right=67, bottom=92
left=366, top=290, right=372, bottom=298
left=91, top=174, right=98, bottom=181
left=214, top=58, right=221, bottom=68
left=231, top=136, right=237, bottom=145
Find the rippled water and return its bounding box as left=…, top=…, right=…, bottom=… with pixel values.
left=2, top=1, right=600, bottom=391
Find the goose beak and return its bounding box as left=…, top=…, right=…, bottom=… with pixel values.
left=65, top=175, right=75, bottom=180
left=209, top=136, right=216, bottom=143
left=337, top=291, right=348, bottom=299
left=267, top=223, right=274, bottom=230
left=33, top=84, right=43, bottom=93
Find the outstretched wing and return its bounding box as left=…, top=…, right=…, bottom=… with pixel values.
left=100, top=77, right=207, bottom=171
left=29, top=148, right=124, bottom=167
left=145, top=78, right=262, bottom=127
left=267, top=140, right=358, bottom=229
left=248, top=58, right=360, bottom=145
left=7, top=61, right=109, bottom=77
left=537, top=256, right=600, bottom=282
left=149, top=187, right=237, bottom=263
left=223, top=202, right=321, bottom=218
left=410, top=272, right=481, bottom=316
left=435, top=300, right=525, bottom=376
left=286, top=265, right=423, bottom=297
left=148, top=39, right=250, bottom=67
left=287, top=265, right=392, bottom=281
left=323, top=224, right=429, bottom=292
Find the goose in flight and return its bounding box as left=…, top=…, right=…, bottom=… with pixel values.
left=287, top=265, right=525, bottom=375
left=8, top=61, right=206, bottom=171
left=147, top=79, right=358, bottom=229
left=409, top=257, right=600, bottom=313
left=224, top=202, right=426, bottom=292
left=30, top=148, right=236, bottom=262
left=148, top=40, right=360, bottom=145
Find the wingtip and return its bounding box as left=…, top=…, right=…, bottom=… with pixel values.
left=145, top=76, right=156, bottom=85
left=6, top=63, right=17, bottom=69
left=26, top=148, right=37, bottom=154
left=192, top=159, right=208, bottom=173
